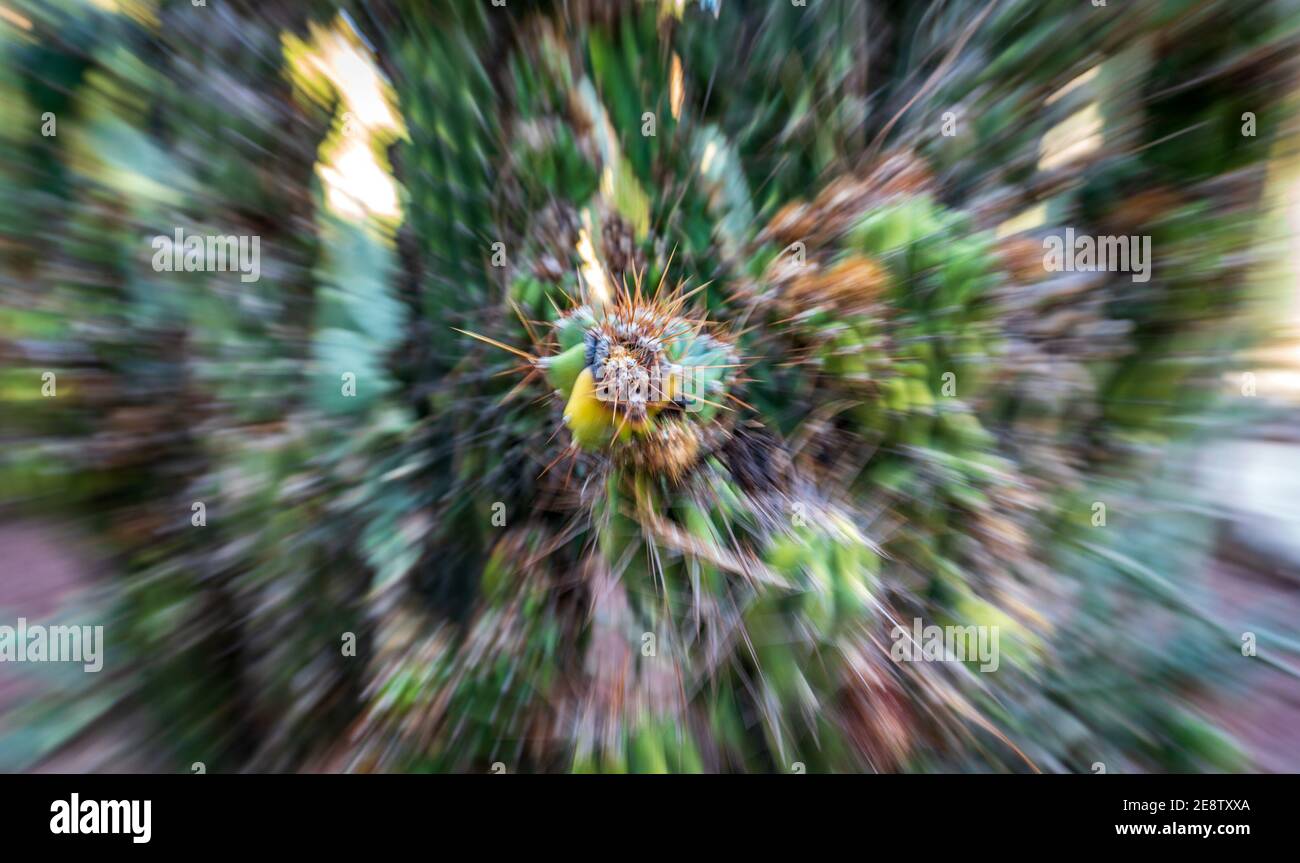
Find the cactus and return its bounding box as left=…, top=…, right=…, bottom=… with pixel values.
left=0, top=0, right=1295, bottom=773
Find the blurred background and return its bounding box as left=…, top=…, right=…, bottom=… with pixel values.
left=1, top=0, right=1299, bottom=773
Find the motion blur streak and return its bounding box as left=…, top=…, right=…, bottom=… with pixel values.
left=1, top=0, right=1299, bottom=774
